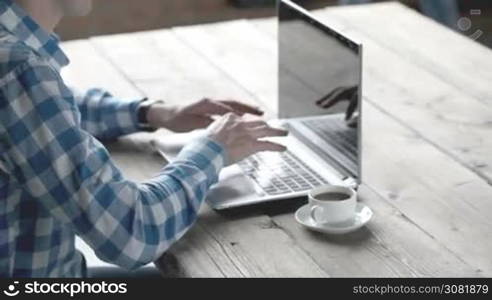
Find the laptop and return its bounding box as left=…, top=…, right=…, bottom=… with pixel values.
left=203, top=0, right=363, bottom=209
left=155, top=0, right=363, bottom=210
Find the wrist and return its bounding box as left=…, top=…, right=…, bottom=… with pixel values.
left=147, top=101, right=179, bottom=130
left=205, top=136, right=229, bottom=166
left=137, top=99, right=165, bottom=131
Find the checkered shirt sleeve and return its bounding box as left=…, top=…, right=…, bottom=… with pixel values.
left=0, top=55, right=226, bottom=272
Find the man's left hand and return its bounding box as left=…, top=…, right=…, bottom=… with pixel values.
left=146, top=98, right=264, bottom=132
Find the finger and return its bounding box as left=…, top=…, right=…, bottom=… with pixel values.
left=316, top=87, right=343, bottom=104
left=321, top=88, right=351, bottom=109
left=248, top=126, right=289, bottom=139
left=253, top=141, right=287, bottom=153
left=347, top=117, right=358, bottom=129
left=348, top=86, right=358, bottom=93
left=315, top=87, right=343, bottom=106
left=222, top=111, right=240, bottom=120
left=219, top=100, right=264, bottom=116
left=192, top=115, right=215, bottom=128
left=243, top=120, right=268, bottom=128
left=193, top=99, right=235, bottom=116
left=345, top=94, right=358, bottom=121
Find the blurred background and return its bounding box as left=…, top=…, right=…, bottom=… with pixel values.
left=57, top=0, right=492, bottom=48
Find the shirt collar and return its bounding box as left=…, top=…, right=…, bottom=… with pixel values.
left=0, top=0, right=69, bottom=70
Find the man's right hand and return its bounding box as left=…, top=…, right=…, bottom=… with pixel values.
left=316, top=86, right=358, bottom=121
left=206, top=113, right=288, bottom=165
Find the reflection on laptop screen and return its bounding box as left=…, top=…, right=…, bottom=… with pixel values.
left=279, top=0, right=361, bottom=121
left=279, top=0, right=361, bottom=180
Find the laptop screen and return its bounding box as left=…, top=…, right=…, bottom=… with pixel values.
left=279, top=0, right=362, bottom=180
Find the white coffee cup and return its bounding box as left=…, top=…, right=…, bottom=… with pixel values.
left=309, top=185, right=357, bottom=225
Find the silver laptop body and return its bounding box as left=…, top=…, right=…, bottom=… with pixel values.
left=207, top=0, right=363, bottom=210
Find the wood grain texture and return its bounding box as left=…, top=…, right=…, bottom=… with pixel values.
left=78, top=28, right=327, bottom=278
left=361, top=103, right=492, bottom=275
left=173, top=20, right=279, bottom=115
left=320, top=3, right=492, bottom=106
left=160, top=16, right=487, bottom=276
left=60, top=2, right=492, bottom=277
left=313, top=4, right=492, bottom=183
left=61, top=40, right=143, bottom=98
left=176, top=17, right=483, bottom=277
left=252, top=18, right=278, bottom=38
left=89, top=30, right=271, bottom=117
left=268, top=184, right=479, bottom=277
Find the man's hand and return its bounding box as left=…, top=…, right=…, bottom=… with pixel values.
left=146, top=98, right=264, bottom=132
left=316, top=86, right=358, bottom=121
left=206, top=113, right=288, bottom=165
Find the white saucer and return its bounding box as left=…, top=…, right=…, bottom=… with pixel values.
left=295, top=203, right=373, bottom=235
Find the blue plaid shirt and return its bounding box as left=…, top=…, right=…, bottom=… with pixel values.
left=0, top=0, right=225, bottom=277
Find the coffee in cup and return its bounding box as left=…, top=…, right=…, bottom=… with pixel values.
left=309, top=185, right=356, bottom=224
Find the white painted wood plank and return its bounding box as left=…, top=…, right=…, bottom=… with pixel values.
left=61, top=40, right=143, bottom=98
left=61, top=5, right=492, bottom=276
left=311, top=5, right=492, bottom=186
left=319, top=2, right=492, bottom=106
left=171, top=16, right=491, bottom=276
left=252, top=18, right=278, bottom=37
left=270, top=184, right=479, bottom=277
left=361, top=102, right=492, bottom=275
left=173, top=20, right=278, bottom=115
left=90, top=30, right=272, bottom=117
left=245, top=16, right=486, bottom=276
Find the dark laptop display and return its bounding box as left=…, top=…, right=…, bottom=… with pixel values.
left=279, top=0, right=362, bottom=179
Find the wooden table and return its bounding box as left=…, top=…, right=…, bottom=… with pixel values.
left=61, top=3, right=492, bottom=277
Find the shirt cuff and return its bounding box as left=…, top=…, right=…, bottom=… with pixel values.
left=83, top=88, right=146, bottom=136
left=174, top=137, right=226, bottom=187
left=97, top=95, right=147, bottom=137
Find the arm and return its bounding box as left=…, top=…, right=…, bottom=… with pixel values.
left=72, top=87, right=145, bottom=140
left=1, top=57, right=225, bottom=270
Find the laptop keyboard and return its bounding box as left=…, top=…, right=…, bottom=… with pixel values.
left=301, top=118, right=357, bottom=161
left=237, top=151, right=328, bottom=196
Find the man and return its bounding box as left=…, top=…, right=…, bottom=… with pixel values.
left=0, top=0, right=287, bottom=277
